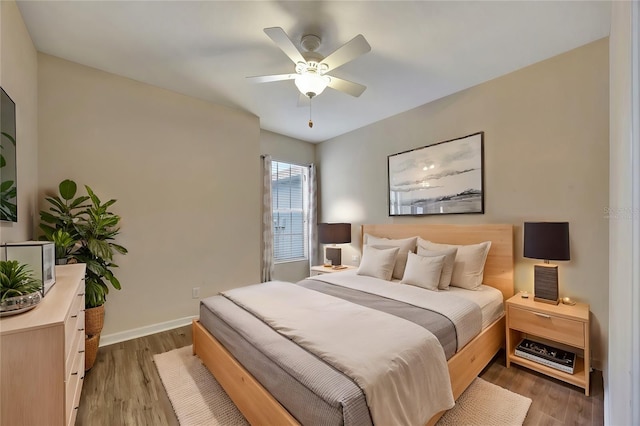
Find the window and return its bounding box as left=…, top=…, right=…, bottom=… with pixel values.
left=271, top=161, right=309, bottom=263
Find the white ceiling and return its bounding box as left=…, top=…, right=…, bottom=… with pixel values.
left=17, top=1, right=611, bottom=143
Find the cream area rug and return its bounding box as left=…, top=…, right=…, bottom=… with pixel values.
left=154, top=345, right=531, bottom=426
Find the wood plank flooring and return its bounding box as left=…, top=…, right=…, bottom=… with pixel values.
left=77, top=325, right=604, bottom=425
left=480, top=353, right=604, bottom=425
left=77, top=326, right=192, bottom=426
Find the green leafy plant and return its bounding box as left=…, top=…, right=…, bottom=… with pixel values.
left=51, top=229, right=77, bottom=261
left=0, top=260, right=42, bottom=302
left=39, top=179, right=89, bottom=245
left=40, top=180, right=128, bottom=308
left=74, top=186, right=128, bottom=308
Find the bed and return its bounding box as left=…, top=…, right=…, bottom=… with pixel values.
left=192, top=223, right=514, bottom=425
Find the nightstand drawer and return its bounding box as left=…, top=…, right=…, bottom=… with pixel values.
left=508, top=305, right=585, bottom=347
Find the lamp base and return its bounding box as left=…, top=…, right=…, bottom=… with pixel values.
left=533, top=264, right=559, bottom=305
left=325, top=247, right=342, bottom=267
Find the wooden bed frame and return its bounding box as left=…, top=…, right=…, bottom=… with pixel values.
left=193, top=223, right=514, bottom=425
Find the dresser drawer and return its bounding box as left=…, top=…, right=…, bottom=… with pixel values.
left=65, top=348, right=85, bottom=426
left=65, top=309, right=85, bottom=377
left=508, top=305, right=585, bottom=347
left=64, top=289, right=85, bottom=352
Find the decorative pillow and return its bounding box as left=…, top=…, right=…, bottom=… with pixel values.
left=416, top=246, right=458, bottom=290
left=364, top=234, right=417, bottom=280
left=357, top=245, right=400, bottom=281
left=400, top=252, right=445, bottom=291
left=417, top=238, right=492, bottom=290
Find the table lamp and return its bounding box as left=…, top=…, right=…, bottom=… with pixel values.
left=523, top=222, right=570, bottom=305
left=318, top=223, right=351, bottom=267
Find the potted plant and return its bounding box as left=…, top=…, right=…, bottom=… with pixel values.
left=0, top=260, right=42, bottom=316
left=50, top=230, right=77, bottom=265
left=39, top=179, right=127, bottom=369
left=39, top=179, right=88, bottom=264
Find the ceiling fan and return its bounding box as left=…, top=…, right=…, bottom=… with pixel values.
left=247, top=27, right=371, bottom=101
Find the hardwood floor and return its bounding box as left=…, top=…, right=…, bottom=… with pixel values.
left=479, top=353, right=604, bottom=426
left=78, top=325, right=604, bottom=425
left=77, top=326, right=192, bottom=426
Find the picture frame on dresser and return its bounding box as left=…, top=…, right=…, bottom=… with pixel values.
left=388, top=132, right=484, bottom=216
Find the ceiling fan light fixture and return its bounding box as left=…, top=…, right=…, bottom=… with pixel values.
left=295, top=72, right=330, bottom=98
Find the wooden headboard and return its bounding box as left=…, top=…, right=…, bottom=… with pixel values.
left=361, top=224, right=514, bottom=300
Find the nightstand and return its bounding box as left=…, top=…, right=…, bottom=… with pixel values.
left=310, top=265, right=357, bottom=276
left=505, top=294, right=590, bottom=395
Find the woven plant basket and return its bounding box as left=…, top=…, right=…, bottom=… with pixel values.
left=85, top=305, right=105, bottom=336
left=85, top=333, right=100, bottom=371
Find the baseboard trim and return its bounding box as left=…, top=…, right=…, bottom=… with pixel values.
left=100, top=315, right=197, bottom=347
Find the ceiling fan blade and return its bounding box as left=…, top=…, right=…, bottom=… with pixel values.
left=327, top=76, right=367, bottom=97
left=321, top=34, right=371, bottom=72
left=246, top=74, right=296, bottom=84
left=264, top=27, right=306, bottom=65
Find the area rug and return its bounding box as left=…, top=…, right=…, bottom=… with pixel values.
left=154, top=345, right=531, bottom=426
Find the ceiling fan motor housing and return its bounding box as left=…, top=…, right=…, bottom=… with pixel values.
left=301, top=34, right=321, bottom=52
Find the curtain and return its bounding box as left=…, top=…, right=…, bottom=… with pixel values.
left=308, top=163, right=318, bottom=268
left=261, top=155, right=274, bottom=282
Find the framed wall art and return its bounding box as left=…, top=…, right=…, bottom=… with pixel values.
left=388, top=132, right=484, bottom=216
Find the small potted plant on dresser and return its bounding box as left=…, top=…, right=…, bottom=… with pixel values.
left=39, top=179, right=128, bottom=370
left=0, top=260, right=43, bottom=316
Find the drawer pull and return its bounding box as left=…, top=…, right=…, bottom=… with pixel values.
left=78, top=328, right=85, bottom=331
left=534, top=312, right=551, bottom=319
left=71, top=314, right=78, bottom=318
left=78, top=293, right=85, bottom=297
left=79, top=350, right=85, bottom=353
left=74, top=406, right=80, bottom=410
left=81, top=375, right=85, bottom=380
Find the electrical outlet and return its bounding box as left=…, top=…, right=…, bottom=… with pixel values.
left=192, top=287, right=200, bottom=299
left=352, top=255, right=360, bottom=263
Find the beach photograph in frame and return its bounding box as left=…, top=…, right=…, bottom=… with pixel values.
left=388, top=132, right=484, bottom=216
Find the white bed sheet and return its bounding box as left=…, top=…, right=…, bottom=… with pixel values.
left=446, top=284, right=504, bottom=329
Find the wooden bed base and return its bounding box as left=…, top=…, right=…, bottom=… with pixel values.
left=193, top=223, right=514, bottom=425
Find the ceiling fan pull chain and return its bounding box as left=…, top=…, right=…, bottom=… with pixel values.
left=308, top=97, right=314, bottom=128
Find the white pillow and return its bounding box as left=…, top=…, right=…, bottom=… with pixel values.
left=364, top=234, right=417, bottom=280
left=417, top=238, right=491, bottom=290
left=400, top=252, right=445, bottom=291
left=357, top=245, right=400, bottom=281
left=416, top=246, right=458, bottom=290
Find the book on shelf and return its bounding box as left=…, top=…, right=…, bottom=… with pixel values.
left=514, top=338, right=576, bottom=374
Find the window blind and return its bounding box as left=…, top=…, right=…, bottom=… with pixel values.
left=272, top=161, right=308, bottom=262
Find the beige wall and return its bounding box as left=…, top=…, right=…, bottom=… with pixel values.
left=317, top=39, right=609, bottom=366
left=0, top=0, right=38, bottom=243
left=38, top=54, right=261, bottom=336
left=260, top=129, right=316, bottom=282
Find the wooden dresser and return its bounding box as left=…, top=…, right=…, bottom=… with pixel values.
left=1, top=263, right=86, bottom=426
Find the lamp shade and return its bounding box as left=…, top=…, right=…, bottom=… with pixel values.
left=523, top=222, right=570, bottom=261
left=295, top=72, right=330, bottom=98
left=318, top=223, right=351, bottom=244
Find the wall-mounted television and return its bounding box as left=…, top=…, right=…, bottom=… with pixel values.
left=1, top=87, right=17, bottom=222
